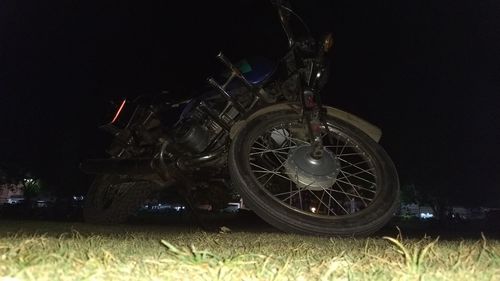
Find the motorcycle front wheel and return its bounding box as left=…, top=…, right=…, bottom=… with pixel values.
left=229, top=107, right=399, bottom=236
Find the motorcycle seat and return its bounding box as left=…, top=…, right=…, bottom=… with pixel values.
left=238, top=56, right=277, bottom=85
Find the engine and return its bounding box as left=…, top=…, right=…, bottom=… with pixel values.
left=174, top=121, right=211, bottom=154
left=169, top=88, right=247, bottom=156
left=171, top=104, right=228, bottom=154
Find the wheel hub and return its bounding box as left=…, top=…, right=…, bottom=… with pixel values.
left=283, top=145, right=341, bottom=191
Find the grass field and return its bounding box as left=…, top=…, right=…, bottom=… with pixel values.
left=0, top=218, right=499, bottom=281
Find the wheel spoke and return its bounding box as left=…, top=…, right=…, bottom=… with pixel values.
left=337, top=158, right=375, bottom=177
left=250, top=162, right=291, bottom=183
left=332, top=181, right=371, bottom=206
left=324, top=145, right=357, bottom=149
left=338, top=139, right=349, bottom=155
left=335, top=178, right=376, bottom=194
left=250, top=146, right=295, bottom=154
left=337, top=169, right=375, bottom=207
left=252, top=168, right=288, bottom=180
left=279, top=189, right=302, bottom=204
left=337, top=170, right=377, bottom=186
left=316, top=190, right=326, bottom=213
left=262, top=159, right=288, bottom=186
left=307, top=189, right=341, bottom=215
left=337, top=152, right=367, bottom=157
left=337, top=159, right=372, bottom=174
left=327, top=187, right=333, bottom=215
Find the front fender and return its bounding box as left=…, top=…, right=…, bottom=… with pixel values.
left=230, top=103, right=382, bottom=142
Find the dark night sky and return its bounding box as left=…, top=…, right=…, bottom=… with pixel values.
left=0, top=1, right=499, bottom=202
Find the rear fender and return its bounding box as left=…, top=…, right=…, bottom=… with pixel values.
left=230, top=103, right=382, bottom=142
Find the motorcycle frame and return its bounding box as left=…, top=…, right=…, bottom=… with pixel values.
left=81, top=1, right=384, bottom=181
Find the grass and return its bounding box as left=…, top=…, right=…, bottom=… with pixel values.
left=0, top=219, right=499, bottom=281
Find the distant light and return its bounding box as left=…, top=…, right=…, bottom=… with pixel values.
left=420, top=212, right=434, bottom=219
left=23, top=178, right=34, bottom=184
left=310, top=207, right=317, bottom=213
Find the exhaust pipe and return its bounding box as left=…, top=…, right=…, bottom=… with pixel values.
left=176, top=145, right=225, bottom=170
left=81, top=146, right=225, bottom=175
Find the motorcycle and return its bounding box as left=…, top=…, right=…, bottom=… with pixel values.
left=81, top=0, right=399, bottom=236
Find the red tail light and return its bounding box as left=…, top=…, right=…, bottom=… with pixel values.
left=111, top=99, right=127, bottom=124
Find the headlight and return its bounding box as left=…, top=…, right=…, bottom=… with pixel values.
left=323, top=33, right=334, bottom=53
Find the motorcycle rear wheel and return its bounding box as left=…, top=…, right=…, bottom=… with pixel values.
left=229, top=108, right=399, bottom=236
left=83, top=175, right=153, bottom=224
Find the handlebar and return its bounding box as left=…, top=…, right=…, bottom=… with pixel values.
left=272, top=0, right=295, bottom=47
left=271, top=0, right=312, bottom=49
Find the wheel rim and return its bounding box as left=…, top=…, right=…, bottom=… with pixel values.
left=247, top=118, right=379, bottom=218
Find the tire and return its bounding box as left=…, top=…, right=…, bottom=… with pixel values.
left=229, top=107, right=399, bottom=236
left=83, top=175, right=154, bottom=224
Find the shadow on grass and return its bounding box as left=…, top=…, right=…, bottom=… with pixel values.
left=1, top=211, right=499, bottom=240
left=376, top=217, right=500, bottom=240
left=0, top=210, right=279, bottom=238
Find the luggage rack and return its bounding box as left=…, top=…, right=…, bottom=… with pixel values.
left=203, top=52, right=274, bottom=131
